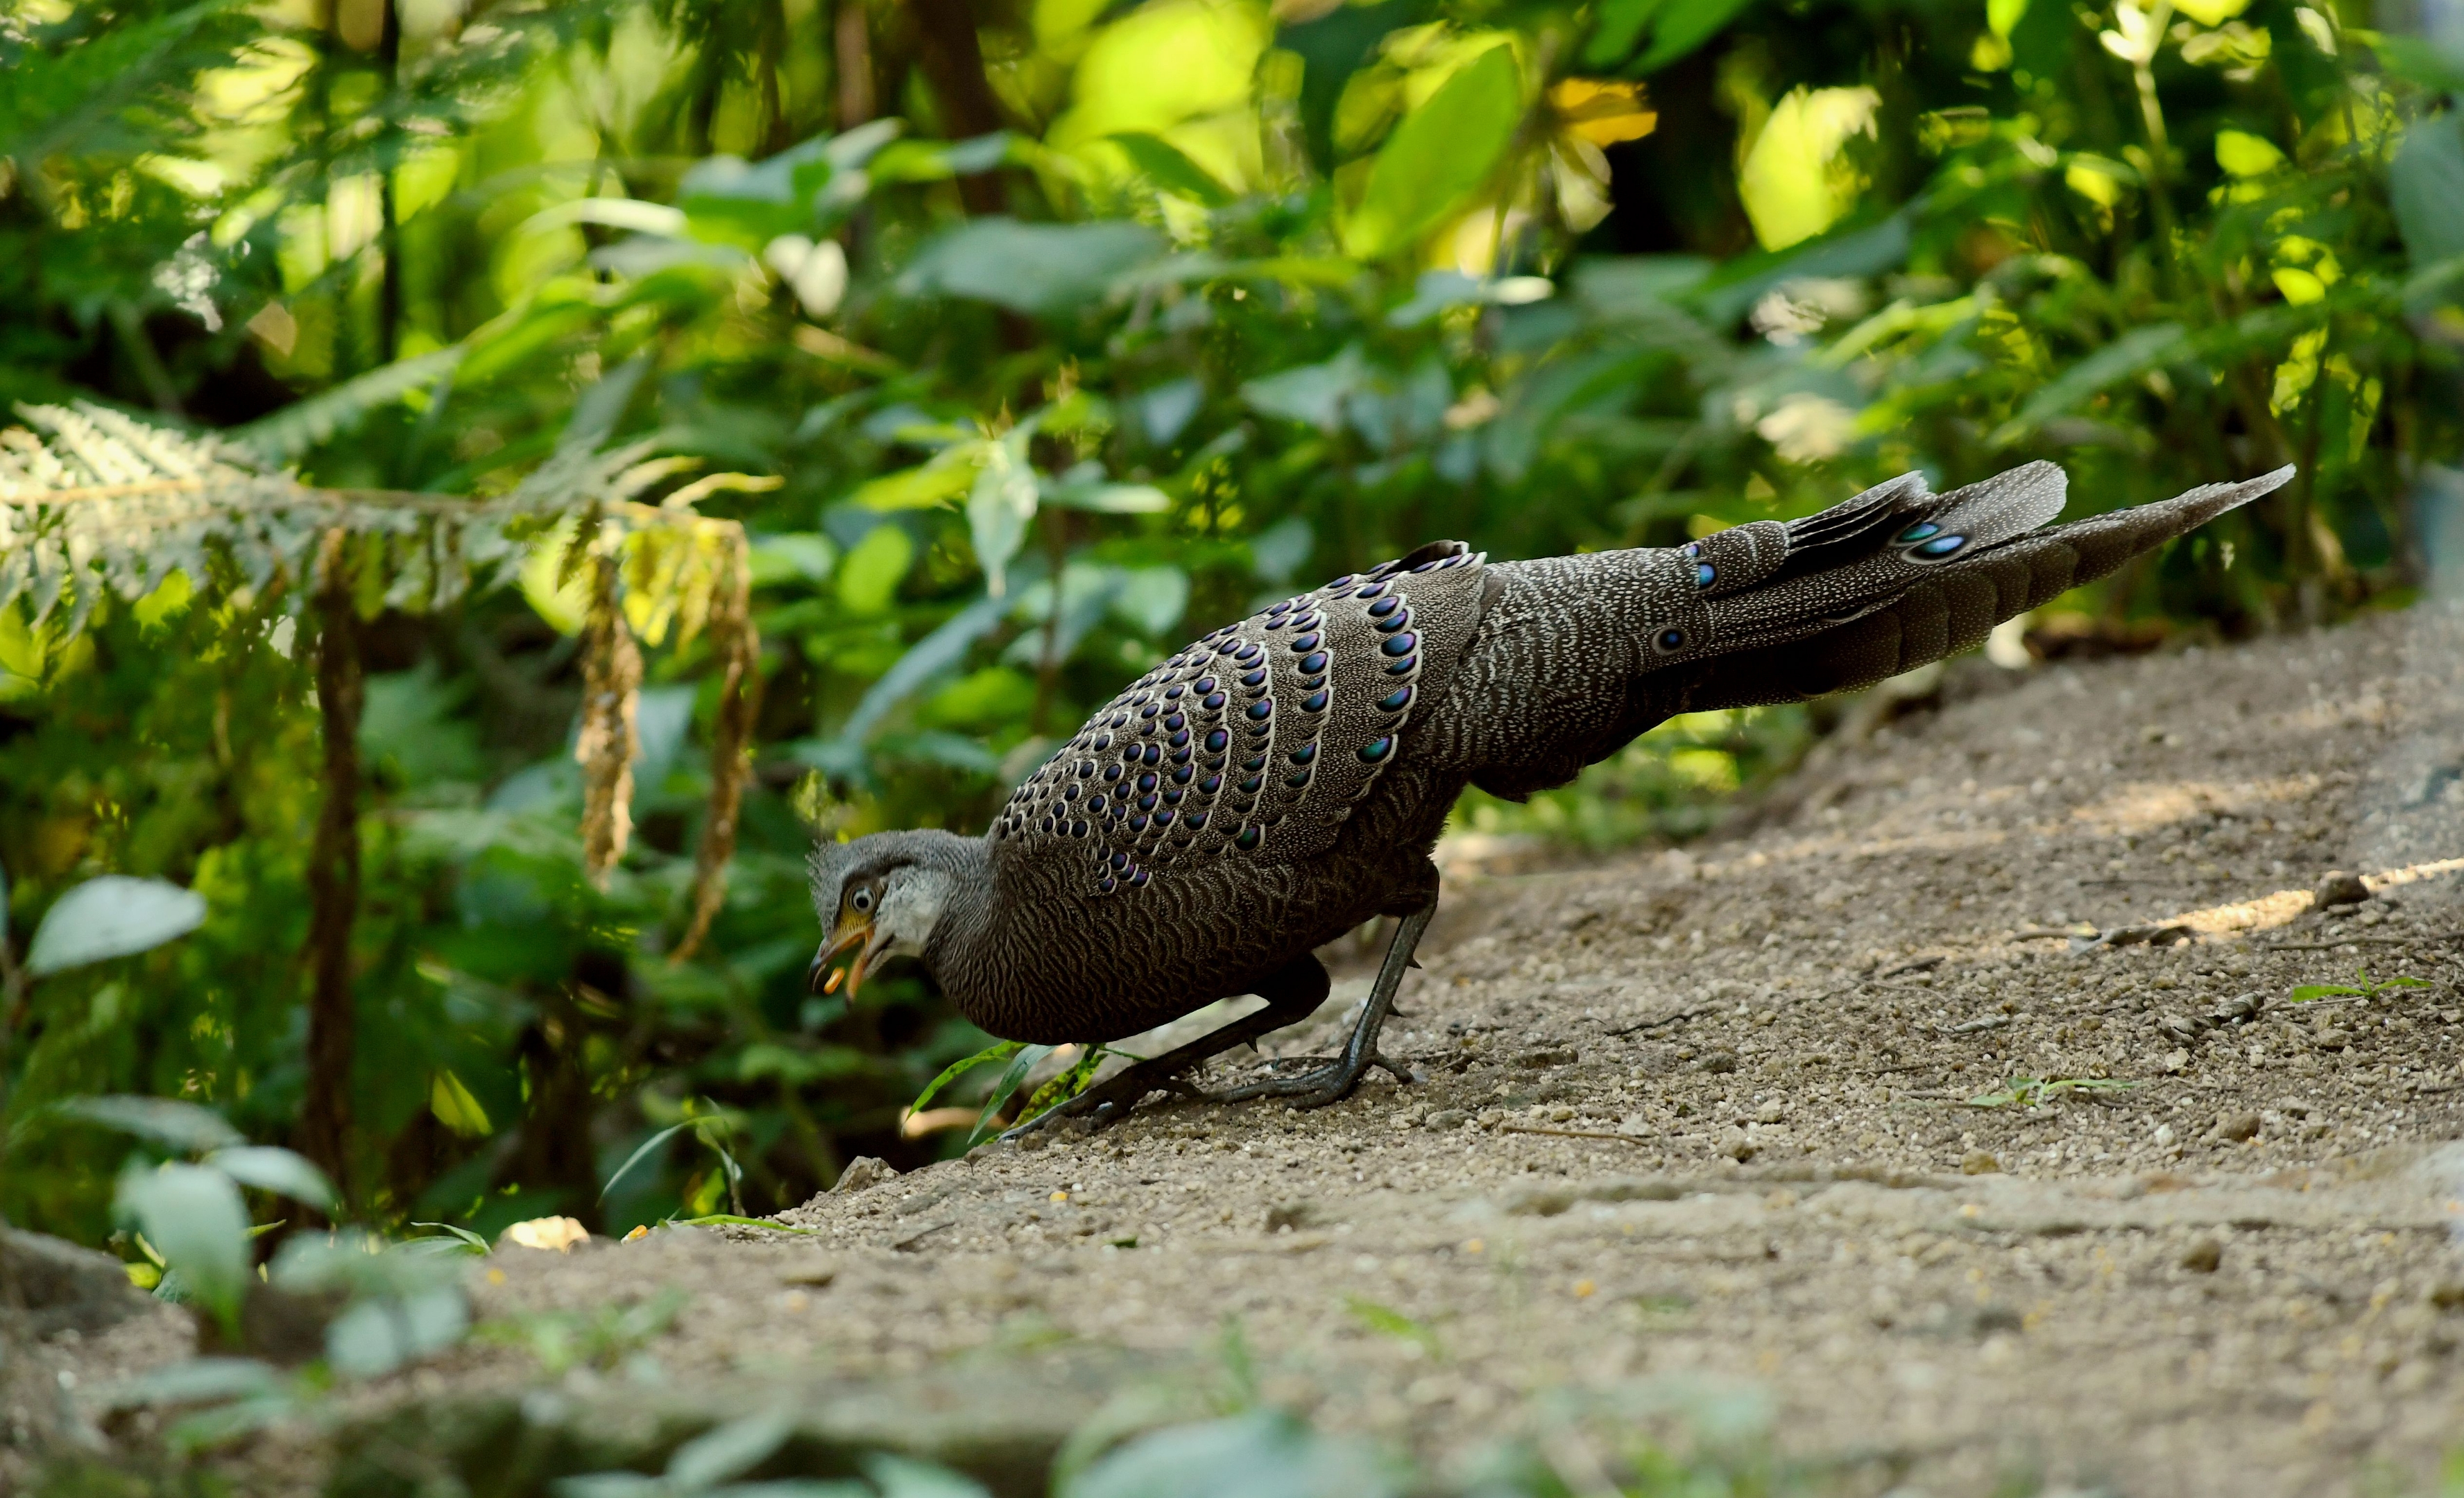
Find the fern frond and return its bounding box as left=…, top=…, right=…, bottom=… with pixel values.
left=3, top=399, right=764, bottom=945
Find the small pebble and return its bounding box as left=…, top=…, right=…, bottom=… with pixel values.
left=2311, top=870, right=2370, bottom=909
left=2181, top=1237, right=2223, bottom=1273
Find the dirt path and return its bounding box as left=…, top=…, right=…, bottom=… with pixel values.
left=50, top=605, right=2464, bottom=1496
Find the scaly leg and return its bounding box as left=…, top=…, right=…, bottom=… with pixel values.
left=1001, top=955, right=1328, bottom=1137
left=1213, top=902, right=1434, bottom=1110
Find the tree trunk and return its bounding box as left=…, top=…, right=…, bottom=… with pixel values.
left=835, top=0, right=875, bottom=130
left=299, top=532, right=363, bottom=1212
left=908, top=0, right=1007, bottom=216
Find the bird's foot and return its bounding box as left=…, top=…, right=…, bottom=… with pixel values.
left=1209, top=1051, right=1414, bottom=1110
left=997, top=1057, right=1203, bottom=1140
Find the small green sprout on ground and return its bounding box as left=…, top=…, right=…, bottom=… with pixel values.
left=911, top=1038, right=1146, bottom=1146
left=2288, top=967, right=2431, bottom=1004
left=479, top=1287, right=689, bottom=1375
left=1344, top=1295, right=1446, bottom=1361
left=1965, top=1077, right=2138, bottom=1109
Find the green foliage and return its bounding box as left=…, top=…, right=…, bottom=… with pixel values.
left=2289, top=966, right=2432, bottom=1001
left=2, top=0, right=2459, bottom=1299
left=1964, top=1076, right=2138, bottom=1108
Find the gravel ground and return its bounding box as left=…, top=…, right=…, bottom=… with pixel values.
left=36, top=603, right=2464, bottom=1496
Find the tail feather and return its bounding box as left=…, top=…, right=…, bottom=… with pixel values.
left=1713, top=461, right=2070, bottom=645
left=1680, top=465, right=2294, bottom=711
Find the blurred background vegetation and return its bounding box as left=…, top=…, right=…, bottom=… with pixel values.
left=1, top=0, right=2460, bottom=1252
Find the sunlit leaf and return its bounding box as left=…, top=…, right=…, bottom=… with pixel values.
left=1342, top=45, right=1523, bottom=260
left=909, top=1040, right=1025, bottom=1117
left=26, top=875, right=206, bottom=975
left=1108, top=132, right=1233, bottom=205
left=835, top=524, right=917, bottom=615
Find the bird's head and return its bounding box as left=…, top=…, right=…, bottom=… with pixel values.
left=806, top=829, right=976, bottom=997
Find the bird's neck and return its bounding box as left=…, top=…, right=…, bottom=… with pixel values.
left=921, top=832, right=1000, bottom=981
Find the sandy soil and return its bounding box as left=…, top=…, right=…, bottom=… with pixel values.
left=32, top=603, right=2464, bottom=1496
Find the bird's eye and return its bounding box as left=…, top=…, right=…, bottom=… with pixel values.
left=852, top=888, right=874, bottom=913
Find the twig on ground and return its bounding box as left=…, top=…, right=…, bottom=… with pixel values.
left=1500, top=1124, right=1657, bottom=1147
left=2261, top=932, right=2464, bottom=952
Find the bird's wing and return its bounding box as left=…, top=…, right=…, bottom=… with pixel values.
left=993, top=541, right=1492, bottom=893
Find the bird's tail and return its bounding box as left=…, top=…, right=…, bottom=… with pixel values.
left=1679, top=464, right=2296, bottom=710
left=1448, top=462, right=2292, bottom=802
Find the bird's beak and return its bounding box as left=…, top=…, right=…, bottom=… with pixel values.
left=808, top=911, right=893, bottom=997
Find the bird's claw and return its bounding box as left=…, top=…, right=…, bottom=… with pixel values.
left=1208, top=1050, right=1414, bottom=1109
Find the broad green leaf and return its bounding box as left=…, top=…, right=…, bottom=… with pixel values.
left=429, top=1070, right=493, bottom=1137
left=748, top=533, right=839, bottom=587
left=1063, top=1409, right=1403, bottom=1498
left=666, top=1409, right=796, bottom=1489
left=2214, top=129, right=2285, bottom=178
left=850, top=455, right=978, bottom=512
left=2389, top=115, right=2464, bottom=268
left=836, top=525, right=917, bottom=616
left=1634, top=0, right=1759, bottom=71
left=829, top=590, right=1009, bottom=748
left=118, top=1164, right=250, bottom=1333
left=1342, top=45, right=1523, bottom=260
left=101, top=1357, right=282, bottom=1413
left=27, top=875, right=206, bottom=975
left=865, top=1452, right=994, bottom=1498
left=1110, top=567, right=1190, bottom=637
left=1109, top=132, right=1233, bottom=205
left=1583, top=0, right=1668, bottom=66
left=326, top=1286, right=469, bottom=1379
left=897, top=218, right=1166, bottom=317
left=206, top=1146, right=335, bottom=1209
left=1242, top=346, right=1369, bottom=431
left=52, top=1094, right=243, bottom=1153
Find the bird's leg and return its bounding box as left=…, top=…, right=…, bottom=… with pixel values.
left=1213, top=902, right=1434, bottom=1110
left=1000, top=957, right=1330, bottom=1139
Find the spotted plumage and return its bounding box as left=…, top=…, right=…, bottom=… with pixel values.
left=993, top=540, right=1487, bottom=888
left=809, top=462, right=2295, bottom=1125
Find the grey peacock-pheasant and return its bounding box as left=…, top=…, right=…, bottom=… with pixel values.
left=808, top=460, right=2293, bottom=1128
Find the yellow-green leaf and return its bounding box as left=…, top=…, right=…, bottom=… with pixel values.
left=2215, top=129, right=2285, bottom=178
left=1342, top=44, right=1524, bottom=261
left=849, top=454, right=978, bottom=511
left=430, top=1070, right=493, bottom=1137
